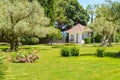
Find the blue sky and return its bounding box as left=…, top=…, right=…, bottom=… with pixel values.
left=78, top=0, right=104, bottom=8
left=78, top=0, right=119, bottom=9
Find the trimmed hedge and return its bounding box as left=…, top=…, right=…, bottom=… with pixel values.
left=97, top=48, right=105, bottom=57
left=61, top=47, right=70, bottom=57
left=70, top=47, right=79, bottom=56
left=61, top=46, right=80, bottom=57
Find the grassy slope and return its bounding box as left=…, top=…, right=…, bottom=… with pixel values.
left=0, top=44, right=120, bottom=80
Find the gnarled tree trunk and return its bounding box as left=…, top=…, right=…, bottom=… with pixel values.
left=10, top=40, right=15, bottom=51
left=10, top=38, right=18, bottom=51
left=101, top=34, right=108, bottom=46
left=108, top=35, right=112, bottom=46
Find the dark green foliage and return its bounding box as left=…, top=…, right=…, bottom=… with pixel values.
left=21, top=37, right=39, bottom=45
left=10, top=50, right=39, bottom=63
left=0, top=56, right=7, bottom=80
left=103, top=51, right=120, bottom=58
left=61, top=47, right=70, bottom=57
left=97, top=48, right=105, bottom=57
left=95, top=34, right=102, bottom=43
left=38, top=0, right=89, bottom=29
left=21, top=38, right=30, bottom=45
left=105, top=52, right=116, bottom=57
left=70, top=46, right=79, bottom=56
left=61, top=46, right=80, bottom=57
left=115, top=51, right=120, bottom=58
left=84, top=37, right=91, bottom=43
left=38, top=0, right=56, bottom=26
left=65, top=0, right=89, bottom=29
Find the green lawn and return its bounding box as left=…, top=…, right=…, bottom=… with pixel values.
left=0, top=44, right=120, bottom=80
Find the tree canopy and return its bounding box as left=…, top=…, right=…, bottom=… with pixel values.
left=65, top=0, right=89, bottom=29
left=89, top=0, right=120, bottom=46
left=0, top=0, right=49, bottom=51
left=37, top=0, right=56, bottom=26
left=38, top=0, right=89, bottom=30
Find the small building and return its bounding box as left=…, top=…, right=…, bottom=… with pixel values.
left=66, top=24, right=92, bottom=43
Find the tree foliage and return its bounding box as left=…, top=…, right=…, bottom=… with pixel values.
left=0, top=0, right=49, bottom=51
left=37, top=0, right=56, bottom=26
left=65, top=0, right=89, bottom=29
left=89, top=1, right=120, bottom=46
left=47, top=27, right=62, bottom=45
left=56, top=0, right=67, bottom=30
left=38, top=0, right=89, bottom=30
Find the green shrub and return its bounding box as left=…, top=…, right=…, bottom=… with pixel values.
left=95, top=34, right=102, bottom=43
left=10, top=49, right=39, bottom=63
left=61, top=47, right=70, bottom=57
left=61, top=46, right=80, bottom=57
left=21, top=37, right=39, bottom=45
left=97, top=48, right=105, bottom=57
left=105, top=52, right=115, bottom=57
left=84, top=37, right=91, bottom=43
left=30, top=38, right=39, bottom=45
left=115, top=51, right=120, bottom=58
left=21, top=37, right=30, bottom=45
left=70, top=47, right=79, bottom=56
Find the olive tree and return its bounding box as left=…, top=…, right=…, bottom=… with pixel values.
left=89, top=1, right=120, bottom=46
left=0, top=0, right=49, bottom=51
left=47, top=27, right=62, bottom=45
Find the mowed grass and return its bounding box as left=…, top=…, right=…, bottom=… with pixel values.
left=0, top=44, right=120, bottom=80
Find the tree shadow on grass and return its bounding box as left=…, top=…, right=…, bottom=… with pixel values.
left=79, top=52, right=120, bottom=58
left=80, top=53, right=96, bottom=56
left=105, top=52, right=120, bottom=58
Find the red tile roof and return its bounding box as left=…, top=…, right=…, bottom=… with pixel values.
left=66, top=24, right=92, bottom=33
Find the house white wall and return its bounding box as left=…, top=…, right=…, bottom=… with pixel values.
left=77, top=33, right=82, bottom=43
left=69, top=33, right=89, bottom=43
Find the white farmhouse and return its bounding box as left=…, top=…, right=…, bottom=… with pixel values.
left=66, top=24, right=92, bottom=43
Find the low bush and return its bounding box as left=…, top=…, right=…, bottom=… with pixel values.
left=94, top=34, right=102, bottom=43
left=70, top=47, right=79, bottom=56
left=97, top=48, right=105, bottom=57
left=61, top=47, right=70, bottom=57
left=9, top=49, right=39, bottom=63
left=84, top=37, right=91, bottom=44
left=105, top=52, right=115, bottom=57
left=21, top=37, right=30, bottom=45
left=21, top=37, right=39, bottom=45
left=30, top=38, right=39, bottom=45
left=115, top=51, right=120, bottom=58
left=61, top=46, right=80, bottom=57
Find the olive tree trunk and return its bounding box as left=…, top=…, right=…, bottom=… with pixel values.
left=101, top=34, right=108, bottom=46
left=10, top=39, right=18, bottom=51
left=108, top=35, right=112, bottom=46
